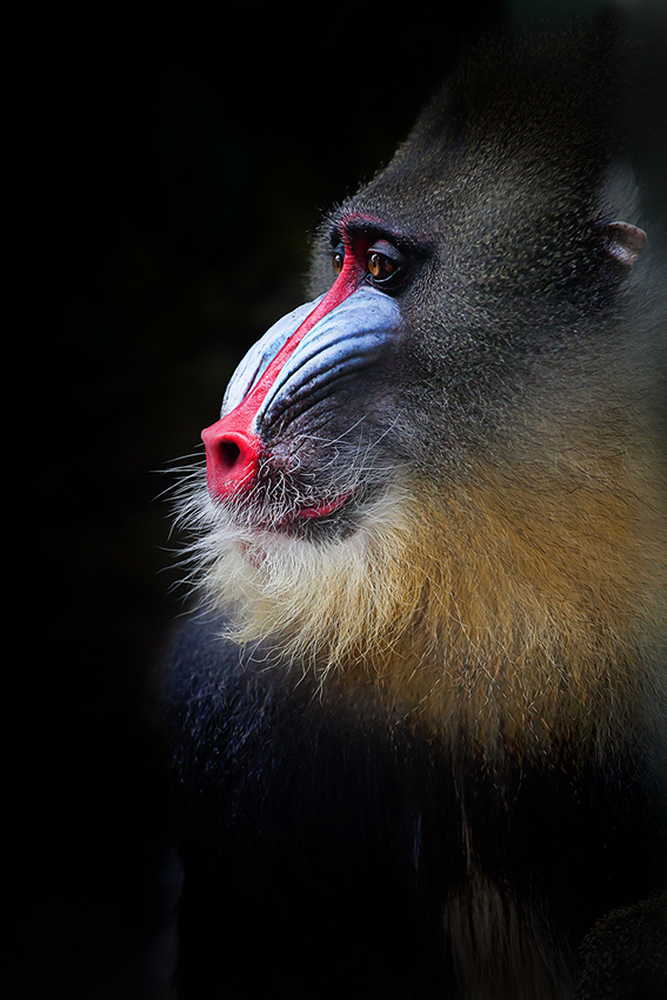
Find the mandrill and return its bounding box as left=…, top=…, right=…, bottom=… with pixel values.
left=164, top=26, right=667, bottom=1000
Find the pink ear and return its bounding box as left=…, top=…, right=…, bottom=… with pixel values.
left=605, top=221, right=647, bottom=267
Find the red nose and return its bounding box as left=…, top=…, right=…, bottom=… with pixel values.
left=202, top=412, right=262, bottom=499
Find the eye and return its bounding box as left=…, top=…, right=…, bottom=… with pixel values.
left=365, top=240, right=405, bottom=287
left=332, top=243, right=345, bottom=275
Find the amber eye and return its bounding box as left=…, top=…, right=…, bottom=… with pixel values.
left=332, top=244, right=345, bottom=275
left=365, top=240, right=405, bottom=287
left=367, top=251, right=395, bottom=280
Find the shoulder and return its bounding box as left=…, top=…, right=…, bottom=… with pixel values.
left=162, top=608, right=247, bottom=714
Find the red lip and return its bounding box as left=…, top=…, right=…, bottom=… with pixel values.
left=293, top=494, right=351, bottom=520
left=269, top=492, right=353, bottom=531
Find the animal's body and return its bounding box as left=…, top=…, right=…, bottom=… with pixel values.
left=164, top=27, right=667, bottom=999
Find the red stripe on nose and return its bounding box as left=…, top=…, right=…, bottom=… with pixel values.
left=202, top=250, right=362, bottom=500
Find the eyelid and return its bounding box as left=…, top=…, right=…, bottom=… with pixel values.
left=367, top=239, right=404, bottom=263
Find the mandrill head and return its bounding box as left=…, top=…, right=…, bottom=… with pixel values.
left=175, top=33, right=666, bottom=732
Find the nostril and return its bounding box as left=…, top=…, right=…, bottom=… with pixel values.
left=202, top=420, right=262, bottom=498
left=218, top=440, right=241, bottom=472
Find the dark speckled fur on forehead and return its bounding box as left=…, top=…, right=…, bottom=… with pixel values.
left=372, top=28, right=617, bottom=198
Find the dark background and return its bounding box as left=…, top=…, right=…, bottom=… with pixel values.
left=12, top=2, right=663, bottom=997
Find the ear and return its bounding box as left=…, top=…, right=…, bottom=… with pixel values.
left=604, top=221, right=647, bottom=268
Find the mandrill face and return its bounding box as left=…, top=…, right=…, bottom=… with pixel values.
left=199, top=155, right=647, bottom=548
